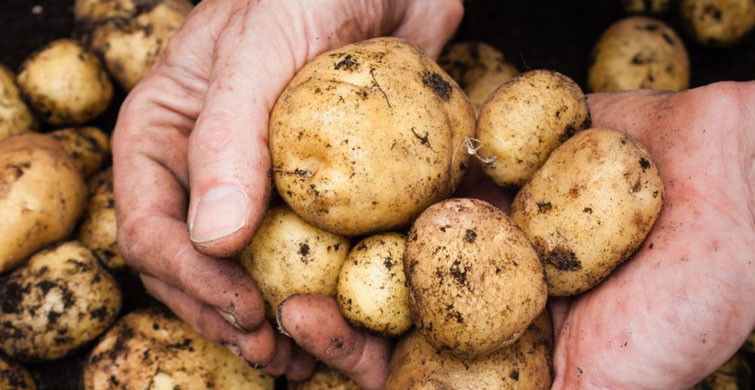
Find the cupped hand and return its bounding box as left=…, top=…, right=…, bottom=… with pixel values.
left=112, top=0, right=462, bottom=386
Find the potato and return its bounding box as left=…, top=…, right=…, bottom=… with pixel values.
left=588, top=17, right=690, bottom=92
left=288, top=365, right=360, bottom=390
left=404, top=198, right=547, bottom=358
left=270, top=37, right=475, bottom=236
left=385, top=311, right=553, bottom=390
left=83, top=308, right=274, bottom=390
left=511, top=128, right=664, bottom=296
left=438, top=42, right=519, bottom=114
left=693, top=353, right=751, bottom=389
left=336, top=233, right=411, bottom=337
left=621, top=0, right=673, bottom=14
left=17, top=39, right=112, bottom=125
left=77, top=169, right=124, bottom=271
left=0, top=241, right=121, bottom=361
left=680, top=0, right=755, bottom=48
left=239, top=205, right=350, bottom=319
left=0, top=355, right=36, bottom=390
left=0, top=133, right=86, bottom=273
left=0, top=64, right=38, bottom=141
left=476, top=70, right=590, bottom=188
left=49, top=126, right=109, bottom=178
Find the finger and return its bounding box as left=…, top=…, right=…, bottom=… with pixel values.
left=391, top=0, right=464, bottom=58
left=548, top=297, right=572, bottom=343
left=262, top=333, right=292, bottom=376
left=277, top=294, right=391, bottom=390
left=286, top=344, right=318, bottom=382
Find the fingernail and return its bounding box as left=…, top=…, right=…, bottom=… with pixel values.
left=217, top=308, right=247, bottom=332
left=223, top=343, right=242, bottom=359
left=189, top=186, right=247, bottom=243
left=276, top=297, right=294, bottom=338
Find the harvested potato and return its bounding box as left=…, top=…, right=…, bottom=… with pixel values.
left=693, top=353, right=752, bottom=389
left=49, top=126, right=109, bottom=178
left=511, top=128, right=664, bottom=296
left=77, top=169, right=124, bottom=271
left=588, top=17, right=690, bottom=92
left=404, top=198, right=547, bottom=358
left=239, top=206, right=350, bottom=319
left=386, top=311, right=553, bottom=390
left=74, top=0, right=135, bottom=21
left=336, top=233, right=411, bottom=337
left=0, top=241, right=121, bottom=361
left=0, top=64, right=37, bottom=141
left=621, top=0, right=673, bottom=14
left=477, top=70, right=590, bottom=188
left=17, top=39, right=112, bottom=125
left=83, top=308, right=274, bottom=390
left=288, top=365, right=360, bottom=390
left=0, top=133, right=86, bottom=273
left=0, top=355, right=36, bottom=390
left=438, top=42, right=519, bottom=114
left=680, top=0, right=755, bottom=48
left=270, top=37, right=475, bottom=236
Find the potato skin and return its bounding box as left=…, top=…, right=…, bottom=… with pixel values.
left=288, top=365, right=360, bottom=390
left=336, top=233, right=412, bottom=337
left=680, top=0, right=755, bottom=48
left=477, top=70, right=590, bottom=187
left=0, top=241, right=121, bottom=361
left=404, top=198, right=547, bottom=358
left=83, top=308, right=274, bottom=390
left=77, top=168, right=124, bottom=271
left=621, top=0, right=673, bottom=14
left=0, top=133, right=86, bottom=273
left=588, top=17, right=690, bottom=92
left=0, top=64, right=38, bottom=141
left=270, top=37, right=475, bottom=236
left=239, top=206, right=351, bottom=319
left=49, top=127, right=109, bottom=178
left=385, top=311, right=553, bottom=390
left=0, top=355, right=36, bottom=390
left=511, top=128, right=664, bottom=296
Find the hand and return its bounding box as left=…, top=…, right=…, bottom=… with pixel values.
left=112, top=0, right=462, bottom=386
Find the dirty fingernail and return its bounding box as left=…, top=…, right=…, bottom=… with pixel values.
left=217, top=308, right=247, bottom=332
left=189, top=186, right=247, bottom=243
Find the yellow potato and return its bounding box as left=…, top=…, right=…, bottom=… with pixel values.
left=77, top=168, right=124, bottom=271
left=288, top=365, right=360, bottom=390
left=680, top=0, right=755, bottom=48
left=0, top=64, right=38, bottom=141
left=49, top=126, right=109, bottom=178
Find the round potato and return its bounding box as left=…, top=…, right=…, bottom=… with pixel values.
left=17, top=39, right=112, bottom=125
left=0, top=241, right=121, bottom=361
left=270, top=37, right=475, bottom=236
left=693, top=353, right=751, bottom=389
left=0, top=64, right=37, bottom=141
left=288, top=365, right=360, bottom=390
left=680, top=0, right=755, bottom=48
left=83, top=308, right=274, bottom=390
left=77, top=169, right=124, bottom=271
left=511, top=128, right=664, bottom=296
left=239, top=206, right=351, bottom=319
left=49, top=126, right=109, bottom=178
left=386, top=311, right=553, bottom=390
left=0, top=355, right=36, bottom=390
left=438, top=42, right=519, bottom=114
left=336, top=233, right=412, bottom=337
left=0, top=133, right=87, bottom=273
left=404, top=198, right=547, bottom=358
left=588, top=16, right=690, bottom=92
left=621, top=0, right=673, bottom=14
left=477, top=70, right=590, bottom=188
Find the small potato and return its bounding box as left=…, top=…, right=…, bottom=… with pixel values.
left=49, top=127, right=109, bottom=178
left=477, top=70, right=590, bottom=188
left=0, top=241, right=121, bottom=361
left=404, top=198, right=547, bottom=358
left=438, top=42, right=519, bottom=114
left=588, top=17, right=690, bottom=92
left=621, top=0, right=673, bottom=14
left=239, top=206, right=351, bottom=319
left=77, top=169, right=124, bottom=271
left=693, top=353, right=751, bottom=389
left=680, top=0, right=755, bottom=48
left=336, top=233, right=412, bottom=337
left=17, top=39, right=112, bottom=125
left=511, top=128, right=664, bottom=296
left=288, top=365, right=360, bottom=390
left=386, top=311, right=553, bottom=390
left=0, top=355, right=36, bottom=390
left=74, top=0, right=135, bottom=21
left=0, top=64, right=38, bottom=141
left=83, top=308, right=274, bottom=390
left=0, top=133, right=86, bottom=273
left=270, top=37, right=475, bottom=236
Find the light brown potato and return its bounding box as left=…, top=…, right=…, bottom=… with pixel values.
left=77, top=169, right=124, bottom=271
left=83, top=308, right=274, bottom=390
left=270, top=37, right=475, bottom=236
left=239, top=206, right=351, bottom=319
left=680, top=0, right=755, bottom=48
left=288, top=365, right=361, bottom=390
left=0, top=64, right=38, bottom=141
left=438, top=42, right=519, bottom=114
left=336, top=233, right=412, bottom=337
left=0, top=355, right=36, bottom=390
left=692, top=353, right=751, bottom=389
left=49, top=126, right=109, bottom=178
left=0, top=133, right=86, bottom=273
left=386, top=311, right=553, bottom=390
left=588, top=17, right=690, bottom=92
left=477, top=70, right=590, bottom=188
left=74, top=0, right=135, bottom=21
left=621, top=0, right=673, bottom=14
left=511, top=128, right=664, bottom=296
left=404, top=198, right=547, bottom=358
left=0, top=241, right=121, bottom=361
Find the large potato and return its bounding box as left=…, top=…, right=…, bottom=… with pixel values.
left=288, top=365, right=360, bottom=390
left=404, top=198, right=547, bottom=358
left=385, top=311, right=553, bottom=390
left=511, top=128, right=664, bottom=296
left=49, top=126, right=109, bottom=178
left=83, top=308, right=274, bottom=390
left=680, top=0, right=755, bottom=48
left=0, top=133, right=86, bottom=273
left=77, top=168, right=124, bottom=271
left=270, top=37, right=475, bottom=236
left=477, top=70, right=590, bottom=187
left=239, top=206, right=350, bottom=319
left=0, top=64, right=37, bottom=141
left=0, top=355, right=36, bottom=389
left=0, top=241, right=121, bottom=361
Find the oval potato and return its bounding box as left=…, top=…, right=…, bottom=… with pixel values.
left=77, top=169, right=124, bottom=271
left=49, top=126, right=109, bottom=178
left=680, top=0, right=755, bottom=48
left=0, top=64, right=38, bottom=141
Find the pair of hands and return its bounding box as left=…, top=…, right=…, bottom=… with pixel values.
left=112, top=0, right=755, bottom=388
